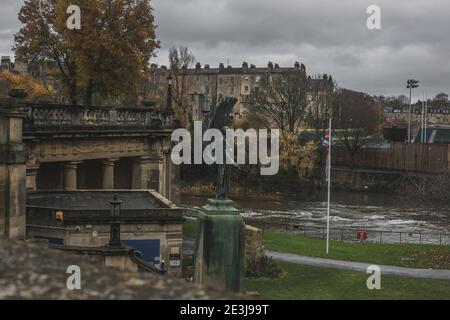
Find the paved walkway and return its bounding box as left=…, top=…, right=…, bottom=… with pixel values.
left=267, top=250, right=450, bottom=280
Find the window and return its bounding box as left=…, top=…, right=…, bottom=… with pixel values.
left=245, top=86, right=249, bottom=92
left=240, top=95, right=250, bottom=103
left=205, top=85, right=210, bottom=95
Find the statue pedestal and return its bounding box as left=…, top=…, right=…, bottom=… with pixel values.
left=194, top=199, right=244, bottom=292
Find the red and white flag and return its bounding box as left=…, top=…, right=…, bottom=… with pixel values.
left=323, top=129, right=331, bottom=150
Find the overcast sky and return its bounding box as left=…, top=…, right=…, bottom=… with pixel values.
left=1, top=0, right=450, bottom=100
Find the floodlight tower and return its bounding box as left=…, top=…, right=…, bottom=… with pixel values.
left=407, top=79, right=419, bottom=143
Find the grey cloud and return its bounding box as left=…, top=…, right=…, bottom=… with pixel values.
left=1, top=0, right=450, bottom=98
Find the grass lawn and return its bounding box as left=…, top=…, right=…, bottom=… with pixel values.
left=262, top=230, right=450, bottom=269
left=183, top=220, right=450, bottom=269
left=244, top=262, right=450, bottom=300
left=184, top=220, right=450, bottom=299
left=183, top=219, right=198, bottom=239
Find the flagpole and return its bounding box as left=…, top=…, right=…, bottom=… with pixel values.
left=326, top=117, right=332, bottom=254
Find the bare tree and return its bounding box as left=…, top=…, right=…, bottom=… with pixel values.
left=169, top=46, right=196, bottom=127
left=333, top=89, right=383, bottom=167
left=249, top=70, right=308, bottom=137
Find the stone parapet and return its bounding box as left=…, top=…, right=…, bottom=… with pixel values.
left=244, top=225, right=265, bottom=273
left=0, top=240, right=242, bottom=300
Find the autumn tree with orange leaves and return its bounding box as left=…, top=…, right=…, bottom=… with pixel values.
left=14, top=0, right=159, bottom=105
left=0, top=70, right=54, bottom=102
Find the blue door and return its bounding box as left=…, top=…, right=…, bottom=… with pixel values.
left=122, top=239, right=160, bottom=264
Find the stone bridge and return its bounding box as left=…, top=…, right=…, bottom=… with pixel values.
left=0, top=99, right=179, bottom=239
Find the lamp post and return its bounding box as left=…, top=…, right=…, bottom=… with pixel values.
left=163, top=76, right=175, bottom=127
left=109, top=193, right=122, bottom=247
left=407, top=79, right=419, bottom=143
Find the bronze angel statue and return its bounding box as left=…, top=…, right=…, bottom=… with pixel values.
left=203, top=97, right=238, bottom=200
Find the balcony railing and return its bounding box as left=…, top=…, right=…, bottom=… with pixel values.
left=22, top=103, right=165, bottom=131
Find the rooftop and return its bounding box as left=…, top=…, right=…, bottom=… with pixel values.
left=27, top=191, right=169, bottom=210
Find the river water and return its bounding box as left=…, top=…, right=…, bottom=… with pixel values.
left=181, top=191, right=450, bottom=244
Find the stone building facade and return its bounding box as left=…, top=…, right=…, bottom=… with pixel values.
left=0, top=99, right=182, bottom=276
left=26, top=190, right=184, bottom=277
left=147, top=61, right=319, bottom=124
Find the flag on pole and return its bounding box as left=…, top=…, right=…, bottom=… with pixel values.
left=323, top=128, right=331, bottom=182
left=323, top=129, right=331, bottom=149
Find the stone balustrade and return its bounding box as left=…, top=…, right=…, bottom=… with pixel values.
left=22, top=103, right=164, bottom=131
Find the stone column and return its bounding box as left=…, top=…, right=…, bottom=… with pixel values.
left=160, top=149, right=180, bottom=204
left=0, top=100, right=27, bottom=239
left=132, top=154, right=162, bottom=191
left=132, top=156, right=151, bottom=189
left=101, top=158, right=118, bottom=189
left=159, top=150, right=171, bottom=198
left=26, top=164, right=40, bottom=191
left=63, top=161, right=81, bottom=191
left=159, top=154, right=167, bottom=197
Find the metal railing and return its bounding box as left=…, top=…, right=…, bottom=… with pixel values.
left=183, top=208, right=450, bottom=245
left=245, top=219, right=450, bottom=246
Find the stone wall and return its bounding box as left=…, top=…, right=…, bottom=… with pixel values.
left=0, top=102, right=27, bottom=239
left=0, top=239, right=242, bottom=299
left=244, top=225, right=265, bottom=273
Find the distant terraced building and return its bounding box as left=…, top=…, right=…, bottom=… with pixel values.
left=146, top=61, right=333, bottom=125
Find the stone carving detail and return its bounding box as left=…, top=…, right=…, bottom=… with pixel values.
left=80, top=108, right=110, bottom=126
left=117, top=109, right=146, bottom=126
left=35, top=138, right=151, bottom=162
left=24, top=104, right=157, bottom=129
left=29, top=106, right=72, bottom=127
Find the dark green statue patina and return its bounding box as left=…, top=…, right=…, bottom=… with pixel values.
left=194, top=97, right=245, bottom=293
left=203, top=96, right=238, bottom=200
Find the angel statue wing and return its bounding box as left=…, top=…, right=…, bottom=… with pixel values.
left=205, top=96, right=238, bottom=131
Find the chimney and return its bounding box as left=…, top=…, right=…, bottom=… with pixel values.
left=274, top=63, right=279, bottom=69
left=219, top=63, right=224, bottom=69
left=301, top=63, right=306, bottom=72
left=196, top=62, right=201, bottom=70
left=250, top=64, right=256, bottom=68
left=294, top=61, right=300, bottom=70
left=268, top=62, right=273, bottom=69
left=242, top=61, right=248, bottom=69
left=204, top=64, right=210, bottom=69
